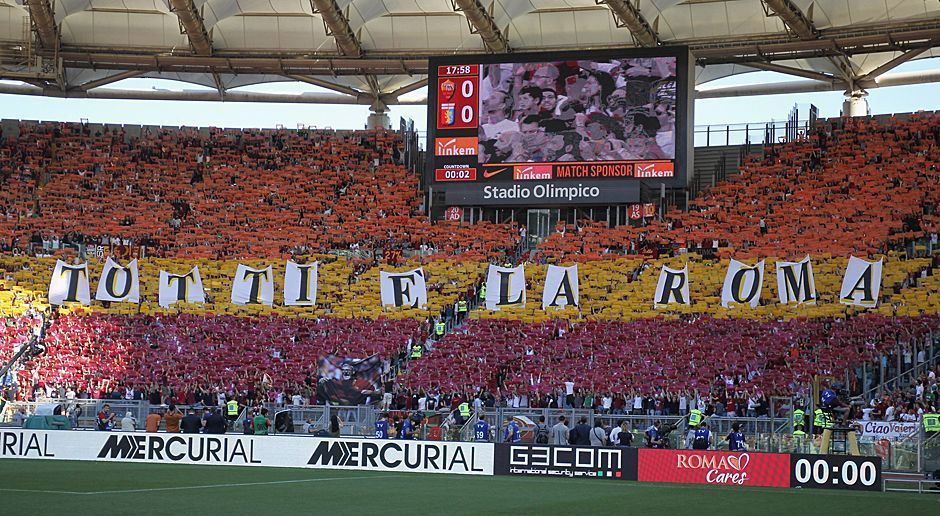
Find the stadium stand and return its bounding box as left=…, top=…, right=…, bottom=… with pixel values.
left=0, top=116, right=938, bottom=422
left=535, top=114, right=940, bottom=260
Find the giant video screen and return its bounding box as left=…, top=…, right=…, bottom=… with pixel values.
left=427, top=47, right=692, bottom=206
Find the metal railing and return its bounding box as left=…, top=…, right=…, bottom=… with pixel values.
left=693, top=119, right=816, bottom=147
left=3, top=397, right=933, bottom=470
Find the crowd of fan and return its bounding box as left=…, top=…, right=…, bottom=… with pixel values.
left=537, top=114, right=939, bottom=260
left=0, top=122, right=519, bottom=260
left=0, top=116, right=938, bottom=414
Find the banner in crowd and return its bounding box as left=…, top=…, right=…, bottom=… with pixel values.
left=776, top=256, right=817, bottom=305
left=231, top=264, right=274, bottom=306
left=654, top=264, right=689, bottom=307
left=721, top=259, right=765, bottom=309
left=316, top=354, right=384, bottom=406
left=485, top=264, right=526, bottom=310
left=94, top=257, right=140, bottom=303
left=851, top=420, right=920, bottom=441
left=284, top=261, right=318, bottom=306
left=379, top=267, right=428, bottom=308
left=46, top=255, right=888, bottom=313
left=542, top=264, right=579, bottom=310
left=840, top=256, right=883, bottom=308
left=48, top=260, right=91, bottom=305
left=158, top=266, right=206, bottom=308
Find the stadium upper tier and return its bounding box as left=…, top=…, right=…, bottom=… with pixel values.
left=537, top=114, right=940, bottom=260
left=0, top=115, right=937, bottom=262
left=0, top=123, right=519, bottom=260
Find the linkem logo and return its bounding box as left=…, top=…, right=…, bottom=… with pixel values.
left=634, top=161, right=674, bottom=178
left=435, top=137, right=478, bottom=156
left=513, top=165, right=553, bottom=181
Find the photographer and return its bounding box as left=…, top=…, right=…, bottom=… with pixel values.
left=645, top=421, right=665, bottom=448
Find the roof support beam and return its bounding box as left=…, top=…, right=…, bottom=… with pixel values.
left=762, top=0, right=816, bottom=39
left=452, top=0, right=511, bottom=53
left=856, top=47, right=930, bottom=83
left=696, top=67, right=940, bottom=98
left=747, top=62, right=837, bottom=83
left=25, top=0, right=59, bottom=50
left=311, top=0, right=362, bottom=57
left=763, top=0, right=856, bottom=83
left=0, top=82, right=427, bottom=104
left=597, top=0, right=660, bottom=47
left=169, top=0, right=213, bottom=56
left=285, top=74, right=362, bottom=97
left=75, top=70, right=143, bottom=91
left=211, top=72, right=225, bottom=97
left=387, top=78, right=428, bottom=99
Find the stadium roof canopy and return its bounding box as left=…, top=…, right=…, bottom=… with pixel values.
left=0, top=0, right=938, bottom=105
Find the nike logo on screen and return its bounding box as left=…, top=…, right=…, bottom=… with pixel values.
left=483, top=167, right=510, bottom=178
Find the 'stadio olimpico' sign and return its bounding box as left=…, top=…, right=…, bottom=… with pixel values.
left=0, top=430, right=494, bottom=475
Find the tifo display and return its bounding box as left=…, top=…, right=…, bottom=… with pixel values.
left=43, top=255, right=885, bottom=310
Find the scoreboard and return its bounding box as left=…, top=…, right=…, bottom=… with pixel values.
left=427, top=47, right=693, bottom=207
left=436, top=65, right=479, bottom=130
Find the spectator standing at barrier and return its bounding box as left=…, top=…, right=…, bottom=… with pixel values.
left=328, top=414, right=343, bottom=437
left=375, top=413, right=390, bottom=439
left=504, top=417, right=522, bottom=443
left=12, top=407, right=27, bottom=427
left=692, top=422, right=713, bottom=450
left=68, top=405, right=82, bottom=429
left=96, top=404, right=115, bottom=431
left=120, top=411, right=137, bottom=431
left=610, top=421, right=632, bottom=447
left=533, top=416, right=549, bottom=444
left=399, top=415, right=415, bottom=440
left=725, top=422, right=747, bottom=451
left=254, top=408, right=272, bottom=435
left=203, top=407, right=226, bottom=434
left=145, top=409, right=162, bottom=432
left=164, top=404, right=183, bottom=433
left=571, top=417, right=592, bottom=446
left=181, top=409, right=201, bottom=433
left=551, top=416, right=569, bottom=445
left=474, top=416, right=490, bottom=442
left=590, top=420, right=608, bottom=446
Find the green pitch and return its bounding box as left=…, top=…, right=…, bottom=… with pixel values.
left=0, top=459, right=931, bottom=515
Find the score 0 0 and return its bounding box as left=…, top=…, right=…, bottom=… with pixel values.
left=438, top=76, right=479, bottom=129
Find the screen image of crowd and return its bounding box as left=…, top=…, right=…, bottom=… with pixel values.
left=477, top=57, right=677, bottom=164
left=0, top=113, right=937, bottom=443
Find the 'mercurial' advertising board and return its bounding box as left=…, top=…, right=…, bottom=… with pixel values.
left=494, top=444, right=638, bottom=480
left=1, top=430, right=882, bottom=490
left=305, top=438, right=493, bottom=475
left=0, top=430, right=494, bottom=475
left=637, top=449, right=791, bottom=488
